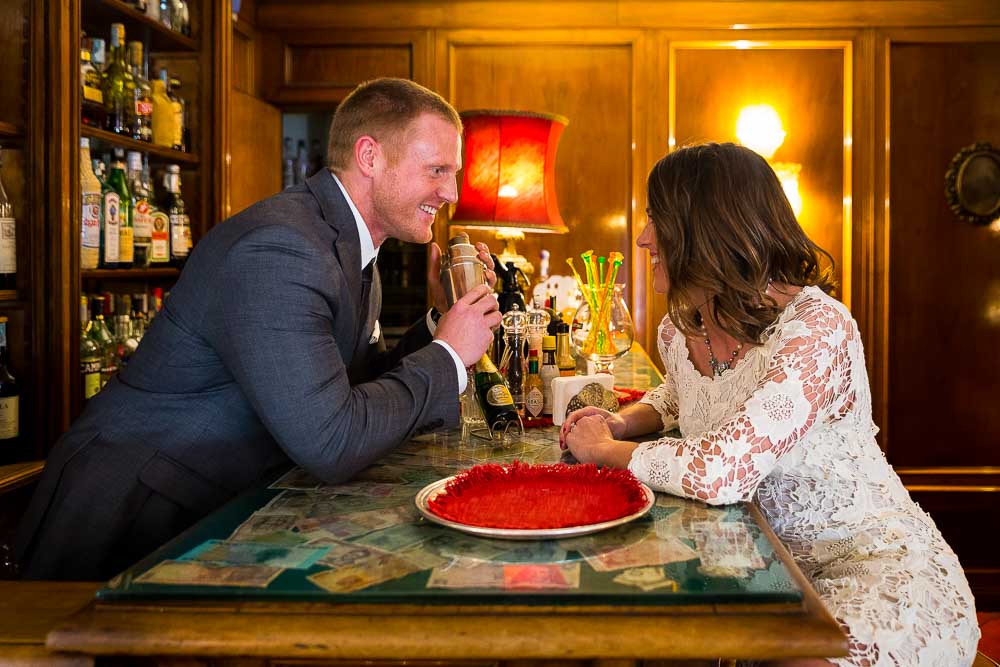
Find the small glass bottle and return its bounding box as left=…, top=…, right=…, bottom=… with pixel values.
left=555, top=322, right=576, bottom=376
left=127, top=151, right=152, bottom=267
left=524, top=349, right=544, bottom=419
left=540, top=335, right=559, bottom=417
left=163, top=165, right=191, bottom=266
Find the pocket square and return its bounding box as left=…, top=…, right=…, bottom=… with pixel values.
left=369, top=320, right=381, bottom=344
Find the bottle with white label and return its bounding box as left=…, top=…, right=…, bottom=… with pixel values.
left=0, top=149, right=16, bottom=292
left=80, top=139, right=102, bottom=270
left=0, top=316, right=20, bottom=462
left=127, top=151, right=152, bottom=267
left=164, top=164, right=190, bottom=266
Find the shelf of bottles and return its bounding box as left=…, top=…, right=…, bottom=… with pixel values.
left=77, top=0, right=199, bottom=410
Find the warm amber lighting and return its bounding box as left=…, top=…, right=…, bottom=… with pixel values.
left=736, top=104, right=802, bottom=217
left=773, top=162, right=803, bottom=217
left=736, top=105, right=786, bottom=159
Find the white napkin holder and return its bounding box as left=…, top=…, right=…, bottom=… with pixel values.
left=551, top=374, right=615, bottom=426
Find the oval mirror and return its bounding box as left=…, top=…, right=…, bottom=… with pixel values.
left=945, top=142, right=1000, bottom=226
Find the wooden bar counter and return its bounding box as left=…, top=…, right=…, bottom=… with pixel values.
left=4, top=348, right=847, bottom=665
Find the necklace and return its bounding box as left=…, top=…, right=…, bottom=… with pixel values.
left=702, top=327, right=743, bottom=376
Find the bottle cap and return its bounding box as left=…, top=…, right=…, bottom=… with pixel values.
left=542, top=335, right=556, bottom=349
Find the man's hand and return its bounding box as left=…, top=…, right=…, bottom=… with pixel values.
left=559, top=407, right=627, bottom=448
left=427, top=241, right=498, bottom=313
left=433, top=284, right=501, bottom=366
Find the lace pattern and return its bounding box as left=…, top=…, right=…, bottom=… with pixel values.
left=631, top=287, right=980, bottom=666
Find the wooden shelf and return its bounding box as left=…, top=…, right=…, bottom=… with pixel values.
left=82, top=267, right=180, bottom=279
left=0, top=460, right=45, bottom=494
left=0, top=121, right=23, bottom=138
left=82, top=0, right=197, bottom=52
left=81, top=126, right=199, bottom=164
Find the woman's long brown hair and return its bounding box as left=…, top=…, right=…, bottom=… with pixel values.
left=647, top=142, right=836, bottom=343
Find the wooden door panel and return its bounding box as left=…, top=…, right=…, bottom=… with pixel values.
left=229, top=90, right=282, bottom=216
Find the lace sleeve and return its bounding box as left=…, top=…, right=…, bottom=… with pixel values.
left=638, top=322, right=679, bottom=431
left=628, top=299, right=855, bottom=505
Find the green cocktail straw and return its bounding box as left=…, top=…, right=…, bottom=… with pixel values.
left=598, top=256, right=606, bottom=286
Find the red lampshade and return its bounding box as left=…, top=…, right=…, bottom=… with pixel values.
left=451, top=110, right=569, bottom=234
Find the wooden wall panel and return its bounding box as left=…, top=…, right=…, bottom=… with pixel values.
left=229, top=90, right=282, bottom=216
left=0, top=0, right=26, bottom=130
left=672, top=45, right=847, bottom=290
left=887, top=40, right=1000, bottom=467
left=441, top=37, right=637, bottom=331
left=261, top=30, right=431, bottom=106
left=234, top=29, right=256, bottom=96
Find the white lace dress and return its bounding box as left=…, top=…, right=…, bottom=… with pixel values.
left=629, top=286, right=980, bottom=667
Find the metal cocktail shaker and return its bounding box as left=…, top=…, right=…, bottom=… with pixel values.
left=440, top=233, right=485, bottom=307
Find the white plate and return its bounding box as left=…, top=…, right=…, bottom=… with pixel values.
left=414, top=475, right=655, bottom=540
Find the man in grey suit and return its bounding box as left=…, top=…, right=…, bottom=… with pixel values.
left=16, top=78, right=501, bottom=580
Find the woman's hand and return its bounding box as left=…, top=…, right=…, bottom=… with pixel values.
left=560, top=407, right=626, bottom=448
left=562, top=413, right=639, bottom=468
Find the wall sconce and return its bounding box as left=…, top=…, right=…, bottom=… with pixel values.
left=449, top=110, right=569, bottom=276
left=736, top=104, right=803, bottom=217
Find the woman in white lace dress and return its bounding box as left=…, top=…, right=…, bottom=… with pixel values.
left=561, top=143, right=980, bottom=667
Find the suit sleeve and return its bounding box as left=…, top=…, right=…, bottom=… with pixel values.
left=207, top=225, right=459, bottom=484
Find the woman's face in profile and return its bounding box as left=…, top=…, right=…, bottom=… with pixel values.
left=637, top=219, right=669, bottom=294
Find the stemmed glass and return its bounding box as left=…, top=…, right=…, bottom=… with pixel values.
left=570, top=284, right=634, bottom=374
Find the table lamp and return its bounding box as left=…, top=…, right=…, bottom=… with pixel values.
left=449, top=110, right=569, bottom=276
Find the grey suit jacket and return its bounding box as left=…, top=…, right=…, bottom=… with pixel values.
left=16, top=171, right=459, bottom=580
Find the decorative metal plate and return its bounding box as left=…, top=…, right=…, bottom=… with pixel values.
left=414, top=475, right=655, bottom=540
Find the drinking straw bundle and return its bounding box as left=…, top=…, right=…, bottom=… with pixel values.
left=427, top=461, right=648, bottom=529
left=566, top=250, right=625, bottom=357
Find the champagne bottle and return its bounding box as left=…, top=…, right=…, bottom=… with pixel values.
left=473, top=354, right=520, bottom=432
left=80, top=138, right=102, bottom=270
left=80, top=296, right=102, bottom=401
left=0, top=316, right=20, bottom=464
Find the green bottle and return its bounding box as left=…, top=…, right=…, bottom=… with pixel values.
left=103, top=151, right=132, bottom=268
left=79, top=296, right=102, bottom=400
left=102, top=23, right=135, bottom=136
left=473, top=354, right=521, bottom=434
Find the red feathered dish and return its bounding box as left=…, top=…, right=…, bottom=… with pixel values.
left=425, top=461, right=651, bottom=530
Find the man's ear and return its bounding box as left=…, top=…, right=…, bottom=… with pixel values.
left=354, top=135, right=381, bottom=177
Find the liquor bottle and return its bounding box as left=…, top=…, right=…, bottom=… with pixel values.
left=106, top=151, right=133, bottom=268
left=169, top=78, right=189, bottom=151
left=164, top=165, right=190, bottom=266
left=472, top=354, right=520, bottom=433
left=80, top=296, right=102, bottom=401
left=102, top=23, right=135, bottom=136
left=0, top=316, right=19, bottom=463
left=294, top=140, right=307, bottom=184
left=150, top=70, right=176, bottom=148
left=524, top=349, right=544, bottom=419
left=282, top=138, right=294, bottom=189
left=128, top=42, right=153, bottom=143
left=80, top=43, right=105, bottom=128
left=555, top=322, right=576, bottom=376
left=88, top=297, right=118, bottom=388
left=127, top=151, right=152, bottom=267
left=0, top=150, right=16, bottom=291
left=540, top=335, right=559, bottom=416
left=79, top=139, right=102, bottom=270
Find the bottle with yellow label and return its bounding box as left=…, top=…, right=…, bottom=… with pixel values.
left=80, top=296, right=102, bottom=401
left=473, top=354, right=520, bottom=433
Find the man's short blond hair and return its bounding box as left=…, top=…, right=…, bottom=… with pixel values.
left=327, top=78, right=462, bottom=172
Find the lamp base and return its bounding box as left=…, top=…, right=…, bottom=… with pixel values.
left=494, top=229, right=534, bottom=276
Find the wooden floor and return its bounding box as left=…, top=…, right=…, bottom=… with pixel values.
left=981, top=613, right=1000, bottom=661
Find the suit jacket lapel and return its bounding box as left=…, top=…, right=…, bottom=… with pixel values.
left=305, top=170, right=367, bottom=345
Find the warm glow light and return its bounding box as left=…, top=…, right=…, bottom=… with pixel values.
left=736, top=105, right=785, bottom=159
left=773, top=162, right=803, bottom=217
left=498, top=184, right=518, bottom=198
left=733, top=40, right=752, bottom=50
